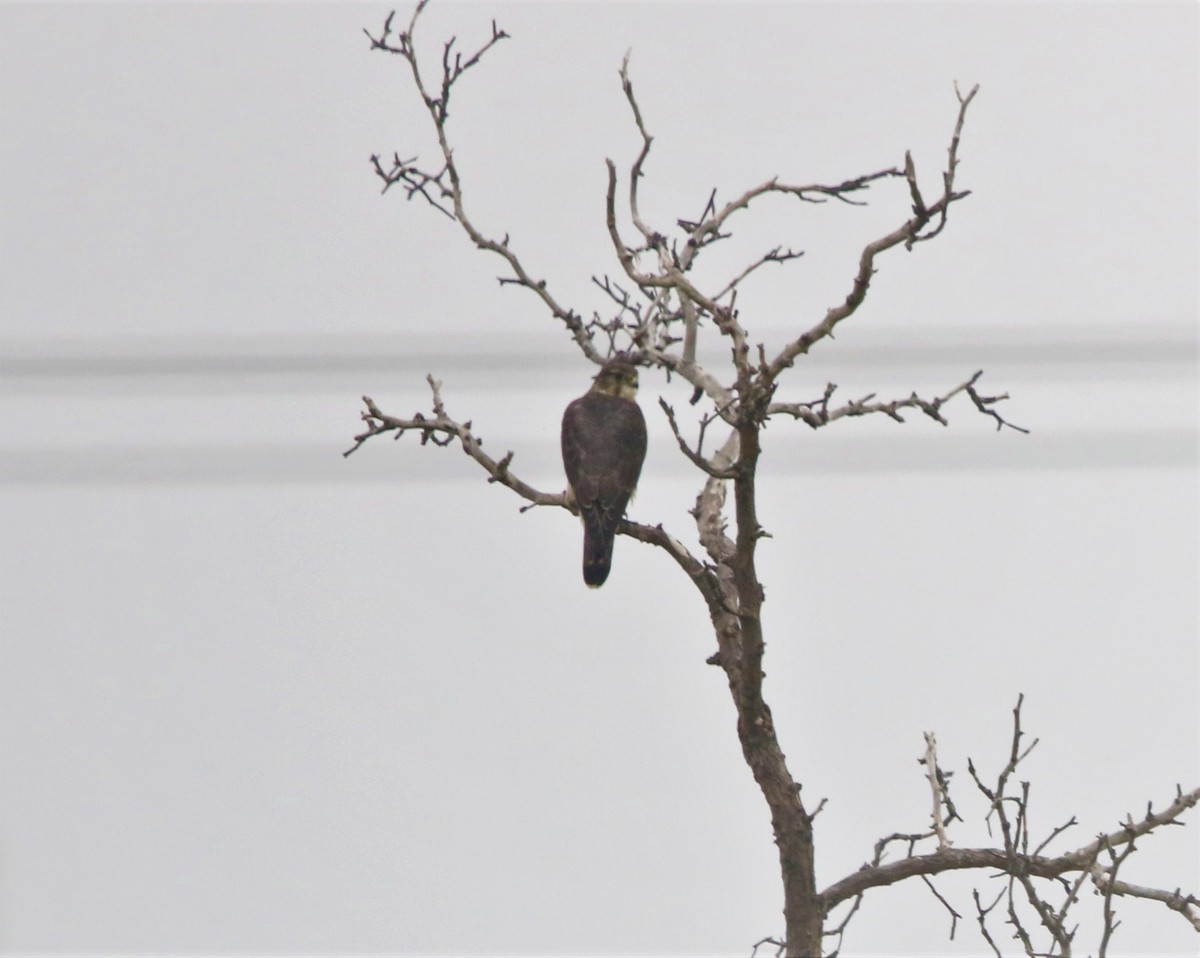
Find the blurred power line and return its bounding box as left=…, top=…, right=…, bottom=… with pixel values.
left=1, top=430, right=1196, bottom=486
left=0, top=325, right=1196, bottom=394
left=1, top=327, right=1195, bottom=484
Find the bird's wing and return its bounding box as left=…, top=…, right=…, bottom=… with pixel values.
left=562, top=393, right=646, bottom=530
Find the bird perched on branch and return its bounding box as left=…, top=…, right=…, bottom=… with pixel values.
left=561, top=358, right=648, bottom=587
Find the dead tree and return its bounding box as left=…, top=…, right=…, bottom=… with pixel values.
left=345, top=5, right=1200, bottom=954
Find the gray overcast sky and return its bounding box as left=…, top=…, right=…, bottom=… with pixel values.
left=1, top=2, right=1197, bottom=955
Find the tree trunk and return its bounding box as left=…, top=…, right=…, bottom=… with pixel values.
left=725, top=415, right=822, bottom=956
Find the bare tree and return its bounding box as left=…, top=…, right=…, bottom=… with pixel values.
left=345, top=5, right=1200, bottom=954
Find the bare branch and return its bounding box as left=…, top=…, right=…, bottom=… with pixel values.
left=1034, top=814, right=1079, bottom=858
left=822, top=698, right=1200, bottom=955
left=921, top=873, right=963, bottom=940
left=967, top=377, right=1030, bottom=433
left=1073, top=786, right=1200, bottom=870
left=921, top=732, right=956, bottom=849
left=821, top=790, right=1200, bottom=907
left=973, top=887, right=1006, bottom=958
left=1094, top=874, right=1200, bottom=933
left=750, top=936, right=787, bottom=958
left=366, top=6, right=599, bottom=362
left=764, top=85, right=980, bottom=381
left=822, top=890, right=865, bottom=957
left=712, top=246, right=805, bottom=304
left=343, top=377, right=564, bottom=508
left=769, top=370, right=1028, bottom=433
left=605, top=60, right=774, bottom=397
left=436, top=18, right=510, bottom=121
left=1096, top=835, right=1135, bottom=956
left=681, top=168, right=903, bottom=256
left=658, top=398, right=738, bottom=478
left=618, top=52, right=657, bottom=248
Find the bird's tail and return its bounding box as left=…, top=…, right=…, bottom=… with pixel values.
left=582, top=519, right=615, bottom=588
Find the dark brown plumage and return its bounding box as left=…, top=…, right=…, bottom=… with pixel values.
left=561, top=359, right=647, bottom=587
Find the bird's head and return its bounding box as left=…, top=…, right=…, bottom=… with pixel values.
left=591, top=359, right=639, bottom=400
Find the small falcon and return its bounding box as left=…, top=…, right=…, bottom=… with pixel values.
left=561, top=358, right=648, bottom=587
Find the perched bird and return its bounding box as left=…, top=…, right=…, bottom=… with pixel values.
left=560, top=358, right=648, bottom=587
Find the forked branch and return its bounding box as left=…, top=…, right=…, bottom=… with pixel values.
left=365, top=4, right=599, bottom=362
left=769, top=370, right=1029, bottom=433
left=820, top=696, right=1200, bottom=955
left=764, top=84, right=980, bottom=382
